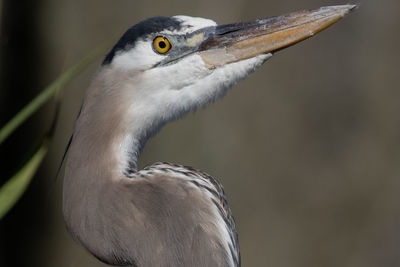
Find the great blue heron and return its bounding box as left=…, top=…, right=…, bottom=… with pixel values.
left=62, top=5, right=355, bottom=267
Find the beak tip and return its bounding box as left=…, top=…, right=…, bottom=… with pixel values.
left=332, top=4, right=359, bottom=16
left=318, top=4, right=358, bottom=18
left=344, top=4, right=359, bottom=14
left=349, top=4, right=359, bottom=11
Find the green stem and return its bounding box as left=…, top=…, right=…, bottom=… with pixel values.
left=0, top=139, right=48, bottom=219
left=0, top=45, right=107, bottom=144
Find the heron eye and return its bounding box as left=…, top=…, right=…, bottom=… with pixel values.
left=153, top=36, right=171, bottom=54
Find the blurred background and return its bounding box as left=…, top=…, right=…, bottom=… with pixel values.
left=1, top=0, right=399, bottom=266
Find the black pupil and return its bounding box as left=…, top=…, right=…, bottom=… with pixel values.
left=159, top=41, right=166, bottom=49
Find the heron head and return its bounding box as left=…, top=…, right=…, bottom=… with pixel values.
left=98, top=6, right=355, bottom=122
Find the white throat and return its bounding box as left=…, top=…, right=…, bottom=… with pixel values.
left=116, top=53, right=271, bottom=175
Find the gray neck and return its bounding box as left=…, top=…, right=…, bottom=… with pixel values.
left=70, top=67, right=163, bottom=179
left=121, top=131, right=148, bottom=176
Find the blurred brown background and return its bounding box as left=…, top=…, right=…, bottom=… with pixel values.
left=1, top=0, right=399, bottom=266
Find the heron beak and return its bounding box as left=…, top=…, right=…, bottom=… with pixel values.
left=197, top=5, right=356, bottom=69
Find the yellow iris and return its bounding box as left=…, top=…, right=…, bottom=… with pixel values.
left=153, top=36, right=171, bottom=54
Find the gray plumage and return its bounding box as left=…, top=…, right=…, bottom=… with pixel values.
left=64, top=162, right=238, bottom=266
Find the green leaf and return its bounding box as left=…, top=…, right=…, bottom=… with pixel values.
left=0, top=45, right=107, bottom=144
left=0, top=139, right=48, bottom=220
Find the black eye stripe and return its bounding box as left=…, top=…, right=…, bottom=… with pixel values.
left=102, top=16, right=182, bottom=65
